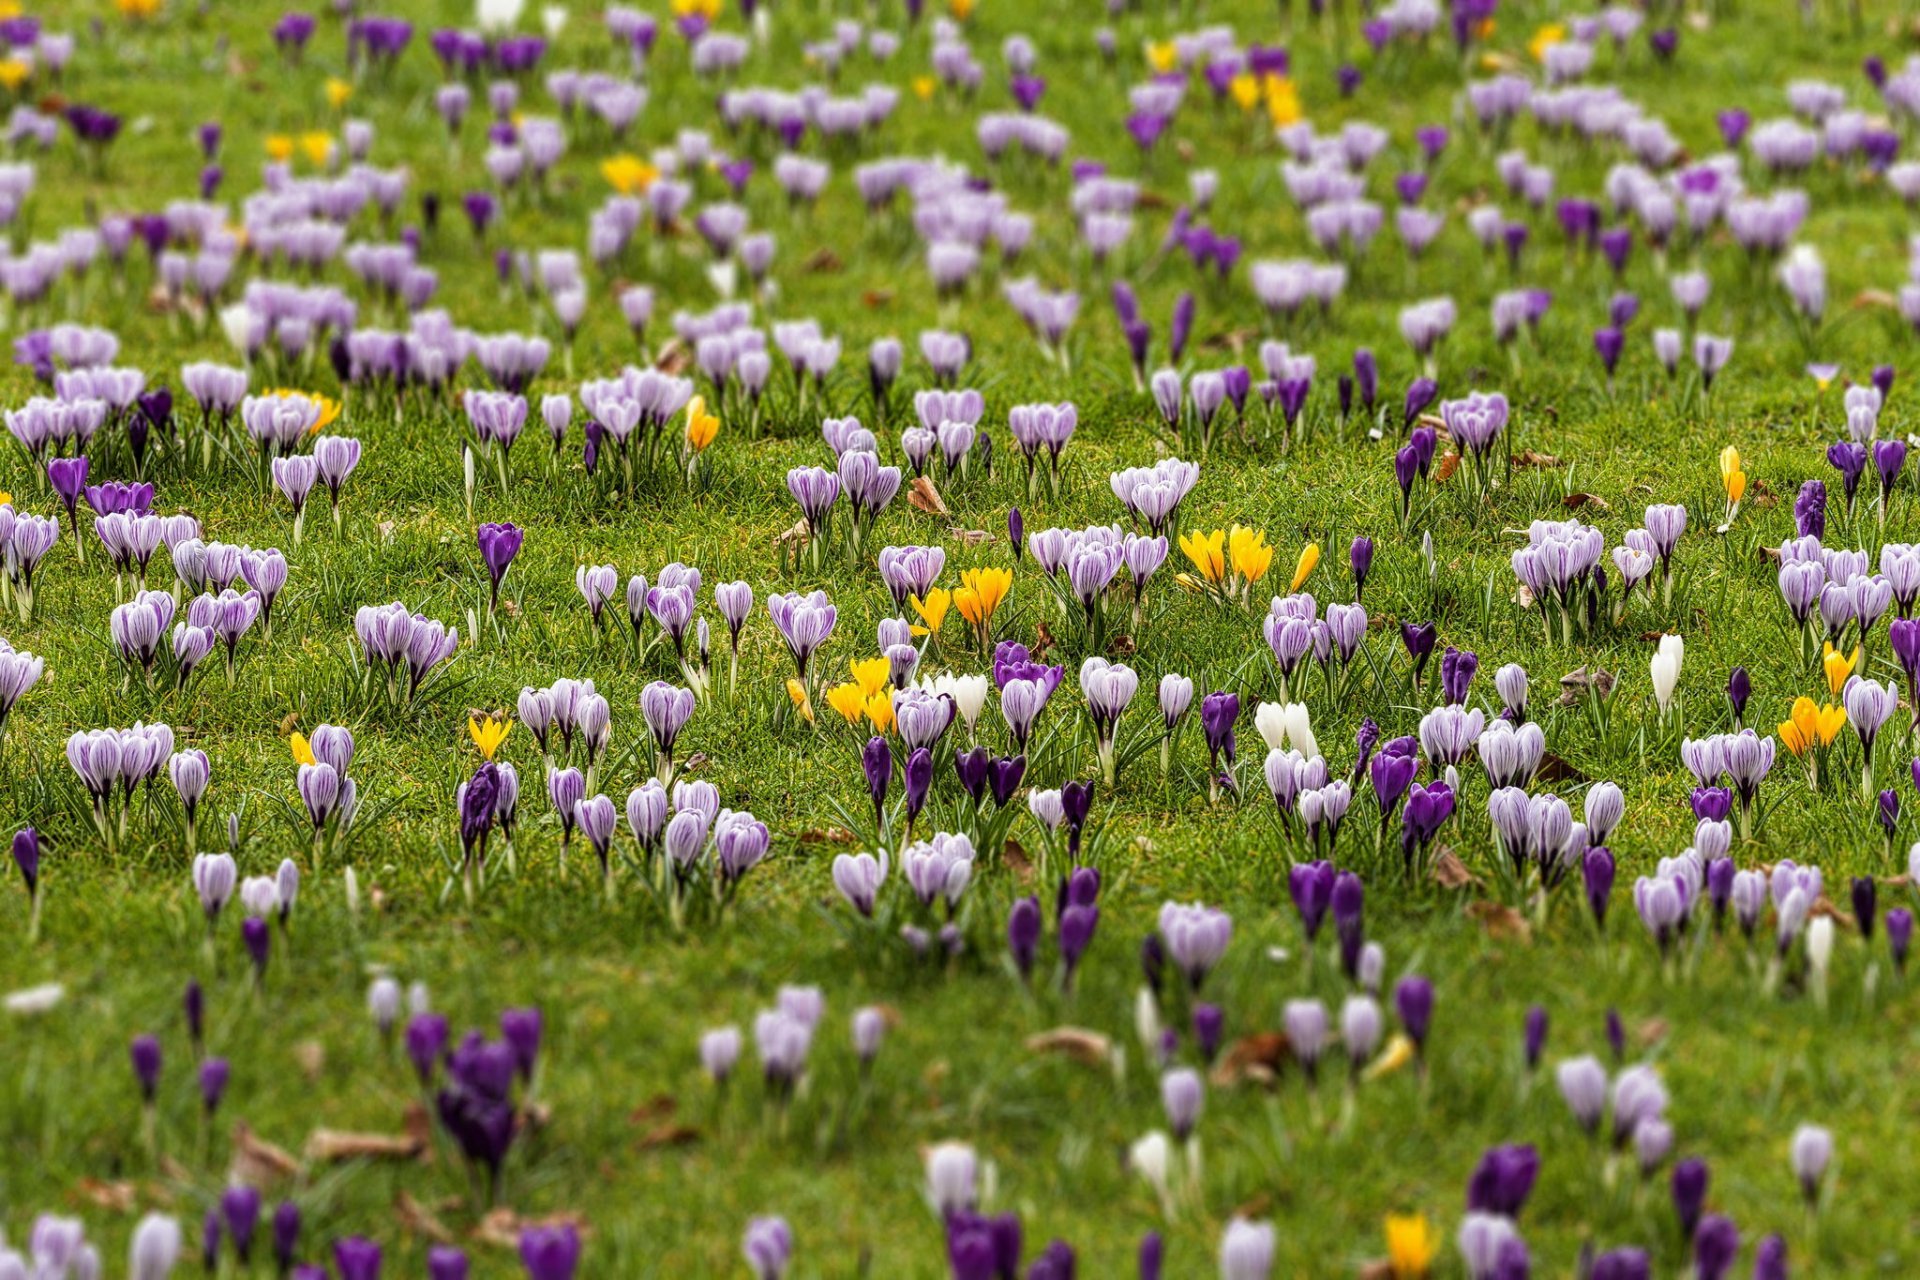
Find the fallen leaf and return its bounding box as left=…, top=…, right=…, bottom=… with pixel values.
left=1435, top=452, right=1461, bottom=483
left=680, top=751, right=709, bottom=774
left=473, top=1209, right=589, bottom=1251
left=1032, top=621, right=1057, bottom=659
left=305, top=1128, right=427, bottom=1163
left=1359, top=1261, right=1396, bottom=1280
left=1563, top=492, right=1610, bottom=511
left=654, top=338, right=689, bottom=374
left=1556, top=667, right=1615, bottom=706
left=1636, top=1018, right=1668, bottom=1047
left=1107, top=634, right=1136, bottom=656
left=72, top=1179, right=138, bottom=1213
left=907, top=475, right=948, bottom=515
left=1211, top=1032, right=1291, bottom=1087
left=795, top=827, right=855, bottom=846
left=628, top=1095, right=677, bottom=1126
left=637, top=1122, right=701, bottom=1149
left=1024, top=1027, right=1112, bottom=1067
left=774, top=519, right=811, bottom=547
left=1430, top=849, right=1480, bottom=889
left=1758, top=545, right=1782, bottom=564
left=803, top=247, right=843, bottom=273
left=861, top=289, right=895, bottom=308
left=1512, top=583, right=1536, bottom=609
left=1852, top=288, right=1896, bottom=310
left=1001, top=837, right=1035, bottom=880
left=230, top=1123, right=302, bottom=1184
left=395, top=1191, right=456, bottom=1244
left=1467, top=900, right=1533, bottom=942
left=1533, top=753, right=1589, bottom=784
left=948, top=527, right=995, bottom=547
left=1514, top=449, right=1563, bottom=468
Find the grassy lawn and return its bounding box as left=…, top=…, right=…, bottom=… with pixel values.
left=3, top=0, right=1920, bottom=1275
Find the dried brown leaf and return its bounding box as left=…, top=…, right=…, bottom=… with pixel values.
left=1852, top=288, right=1896, bottom=310
left=1024, top=1026, right=1112, bottom=1067
left=1563, top=492, right=1610, bottom=511
left=1107, top=633, right=1136, bottom=656
left=72, top=1179, right=138, bottom=1213
left=1001, top=837, right=1035, bottom=880
left=230, top=1123, right=302, bottom=1184
left=628, top=1094, right=677, bottom=1126
left=1435, top=452, right=1461, bottom=483
left=473, top=1209, right=589, bottom=1250
left=1514, top=448, right=1563, bottom=468
left=1210, top=1032, right=1291, bottom=1087
left=1533, top=752, right=1589, bottom=784
left=795, top=827, right=855, bottom=846
left=861, top=289, right=895, bottom=308
left=907, top=475, right=948, bottom=515
left=1032, top=621, right=1057, bottom=659
left=774, top=519, right=810, bottom=547
left=1467, top=900, right=1533, bottom=942
left=305, top=1128, right=426, bottom=1163
left=395, top=1191, right=456, bottom=1244
left=1430, top=849, right=1479, bottom=889
left=637, top=1123, right=701, bottom=1149
left=654, top=338, right=689, bottom=375
left=948, top=527, right=995, bottom=547
left=803, top=247, right=843, bottom=273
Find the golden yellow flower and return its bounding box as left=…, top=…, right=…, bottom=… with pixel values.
left=1144, top=40, right=1179, bottom=74
left=1263, top=75, right=1302, bottom=129
left=865, top=692, right=895, bottom=734
left=850, top=657, right=891, bottom=700
left=0, top=490, right=11, bottom=506
left=948, top=0, right=974, bottom=20
left=1823, top=642, right=1859, bottom=696
left=265, top=388, right=341, bottom=433
left=669, top=0, right=721, bottom=15
left=468, top=713, right=512, bottom=761
left=0, top=59, right=30, bottom=92
left=1229, top=526, right=1273, bottom=585
left=1228, top=73, right=1261, bottom=112
left=1780, top=696, right=1845, bottom=755
left=1179, top=528, right=1226, bottom=584
left=1290, top=542, right=1322, bottom=592
left=825, top=682, right=866, bottom=724
left=600, top=153, right=658, bottom=196
left=954, top=567, right=1011, bottom=626
left=787, top=678, right=815, bottom=724
left=289, top=733, right=316, bottom=767
left=1385, top=1214, right=1438, bottom=1279
left=1363, top=1032, right=1415, bottom=1080
left=325, top=77, right=353, bottom=110
left=684, top=395, right=720, bottom=452
left=115, top=0, right=163, bottom=17
left=265, top=134, right=296, bottom=163
left=1527, top=22, right=1566, bottom=62
left=298, top=131, right=335, bottom=167
left=912, top=75, right=937, bottom=101
left=910, top=588, right=951, bottom=637
left=1720, top=445, right=1747, bottom=506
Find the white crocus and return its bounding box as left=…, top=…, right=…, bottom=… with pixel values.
left=928, top=672, right=988, bottom=738
left=476, top=0, right=526, bottom=32
left=1129, top=1130, right=1175, bottom=1213
left=541, top=4, right=568, bottom=36
left=1650, top=633, right=1683, bottom=713
left=1254, top=702, right=1287, bottom=751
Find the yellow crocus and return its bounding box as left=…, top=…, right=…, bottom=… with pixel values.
left=954, top=567, right=1011, bottom=627
left=1179, top=529, right=1227, bottom=584
left=0, top=490, right=11, bottom=506
left=325, top=78, right=353, bottom=110
left=850, top=657, right=891, bottom=700
left=468, top=713, right=512, bottom=761
left=289, top=733, right=316, bottom=767
left=1229, top=526, right=1273, bottom=585
left=600, top=153, right=658, bottom=196
left=1780, top=696, right=1845, bottom=755
left=1228, top=73, right=1261, bottom=112
left=948, top=0, right=974, bottom=19
left=669, top=0, right=721, bottom=15
left=1815, top=701, right=1847, bottom=746
left=1526, top=22, right=1566, bottom=62
left=825, top=682, right=866, bottom=724
left=298, top=131, right=335, bottom=167
left=912, top=75, right=937, bottom=101
left=1385, top=1214, right=1439, bottom=1279
left=265, top=134, right=295, bottom=163
left=0, top=59, right=29, bottom=92
left=1823, top=642, right=1859, bottom=696
left=1144, top=41, right=1179, bottom=74
left=1720, top=446, right=1747, bottom=507
left=1363, top=1032, right=1415, bottom=1080
left=1263, top=75, right=1301, bottom=129
left=1289, top=542, right=1321, bottom=593
left=684, top=395, right=719, bottom=452
left=910, top=589, right=951, bottom=637
left=865, top=692, right=895, bottom=734
left=786, top=678, right=815, bottom=724
left=115, top=0, right=162, bottom=17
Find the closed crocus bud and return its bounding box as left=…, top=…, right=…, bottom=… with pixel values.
left=1852, top=877, right=1878, bottom=940
left=852, top=1006, right=886, bottom=1066
left=1349, top=536, right=1374, bottom=600
left=1008, top=507, right=1024, bottom=561
left=1008, top=896, right=1042, bottom=980
left=1752, top=1235, right=1787, bottom=1280
left=427, top=1246, right=470, bottom=1280
left=1889, top=907, right=1913, bottom=972
left=1394, top=975, right=1433, bottom=1052
left=1523, top=1005, right=1548, bottom=1071
left=1192, top=1002, right=1224, bottom=1063
left=1671, top=1156, right=1709, bottom=1241
left=1160, top=1067, right=1203, bottom=1141
left=1138, top=1231, right=1163, bottom=1280
left=131, top=1034, right=162, bottom=1103
left=11, top=826, right=39, bottom=896
left=199, top=1057, right=230, bottom=1114
left=1606, top=1008, right=1626, bottom=1063
left=1727, top=667, right=1751, bottom=723
left=271, top=1201, right=301, bottom=1273
left=221, top=1185, right=262, bottom=1263
left=1790, top=1124, right=1833, bottom=1204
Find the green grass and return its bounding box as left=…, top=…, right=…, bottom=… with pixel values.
left=4, top=0, right=1920, bottom=1275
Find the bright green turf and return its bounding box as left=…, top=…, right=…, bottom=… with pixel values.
left=3, top=0, right=1920, bottom=1274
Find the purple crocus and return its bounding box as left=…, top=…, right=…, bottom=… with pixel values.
left=477, top=522, right=523, bottom=609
